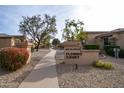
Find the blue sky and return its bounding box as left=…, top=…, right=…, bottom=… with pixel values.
left=0, top=5, right=124, bottom=40
left=0, top=5, right=77, bottom=40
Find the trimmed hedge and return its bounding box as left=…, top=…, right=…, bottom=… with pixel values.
left=84, top=45, right=99, bottom=50
left=0, top=47, right=29, bottom=71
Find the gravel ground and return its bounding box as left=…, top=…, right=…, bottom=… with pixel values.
left=0, top=49, right=50, bottom=88
left=55, top=49, right=124, bottom=88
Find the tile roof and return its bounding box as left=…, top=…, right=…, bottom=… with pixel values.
left=112, top=28, right=124, bottom=33
left=0, top=33, right=9, bottom=37
left=0, top=33, right=24, bottom=38
left=95, top=28, right=124, bottom=38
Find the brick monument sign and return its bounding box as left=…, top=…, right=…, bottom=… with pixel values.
left=63, top=41, right=99, bottom=65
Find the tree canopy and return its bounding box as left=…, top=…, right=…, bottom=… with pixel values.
left=19, top=14, right=57, bottom=51
left=52, top=38, right=60, bottom=46
left=62, top=19, right=87, bottom=41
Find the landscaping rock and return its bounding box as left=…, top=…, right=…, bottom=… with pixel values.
left=56, top=50, right=124, bottom=88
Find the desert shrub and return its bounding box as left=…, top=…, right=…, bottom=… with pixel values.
left=84, top=45, right=99, bottom=50
left=93, top=60, right=104, bottom=68
left=0, top=47, right=29, bottom=71
left=103, top=63, right=113, bottom=69
left=93, top=60, right=113, bottom=69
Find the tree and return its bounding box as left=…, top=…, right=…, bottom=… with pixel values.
left=62, top=19, right=87, bottom=41
left=75, top=31, right=88, bottom=41
left=52, top=38, right=60, bottom=46
left=41, top=35, right=52, bottom=48
left=19, top=14, right=57, bottom=51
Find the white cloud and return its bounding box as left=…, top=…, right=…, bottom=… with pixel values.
left=72, top=5, right=124, bottom=31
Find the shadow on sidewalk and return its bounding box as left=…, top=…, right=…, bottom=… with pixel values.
left=16, top=62, right=93, bottom=83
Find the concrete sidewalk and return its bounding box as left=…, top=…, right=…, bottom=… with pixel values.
left=19, top=49, right=59, bottom=88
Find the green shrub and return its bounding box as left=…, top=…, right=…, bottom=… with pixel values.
left=93, top=60, right=113, bottom=70
left=119, top=49, right=124, bottom=58
left=84, top=45, right=99, bottom=50
left=104, top=45, right=124, bottom=58
left=105, top=48, right=115, bottom=57
left=0, top=47, right=29, bottom=71
left=104, top=45, right=120, bottom=51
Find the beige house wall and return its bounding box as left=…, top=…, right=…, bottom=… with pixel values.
left=86, top=33, right=104, bottom=44
left=11, top=37, right=15, bottom=46
left=0, top=38, right=12, bottom=48
left=86, top=32, right=124, bottom=49
left=0, top=36, right=26, bottom=49
left=116, top=33, right=124, bottom=49
left=86, top=32, right=106, bottom=49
